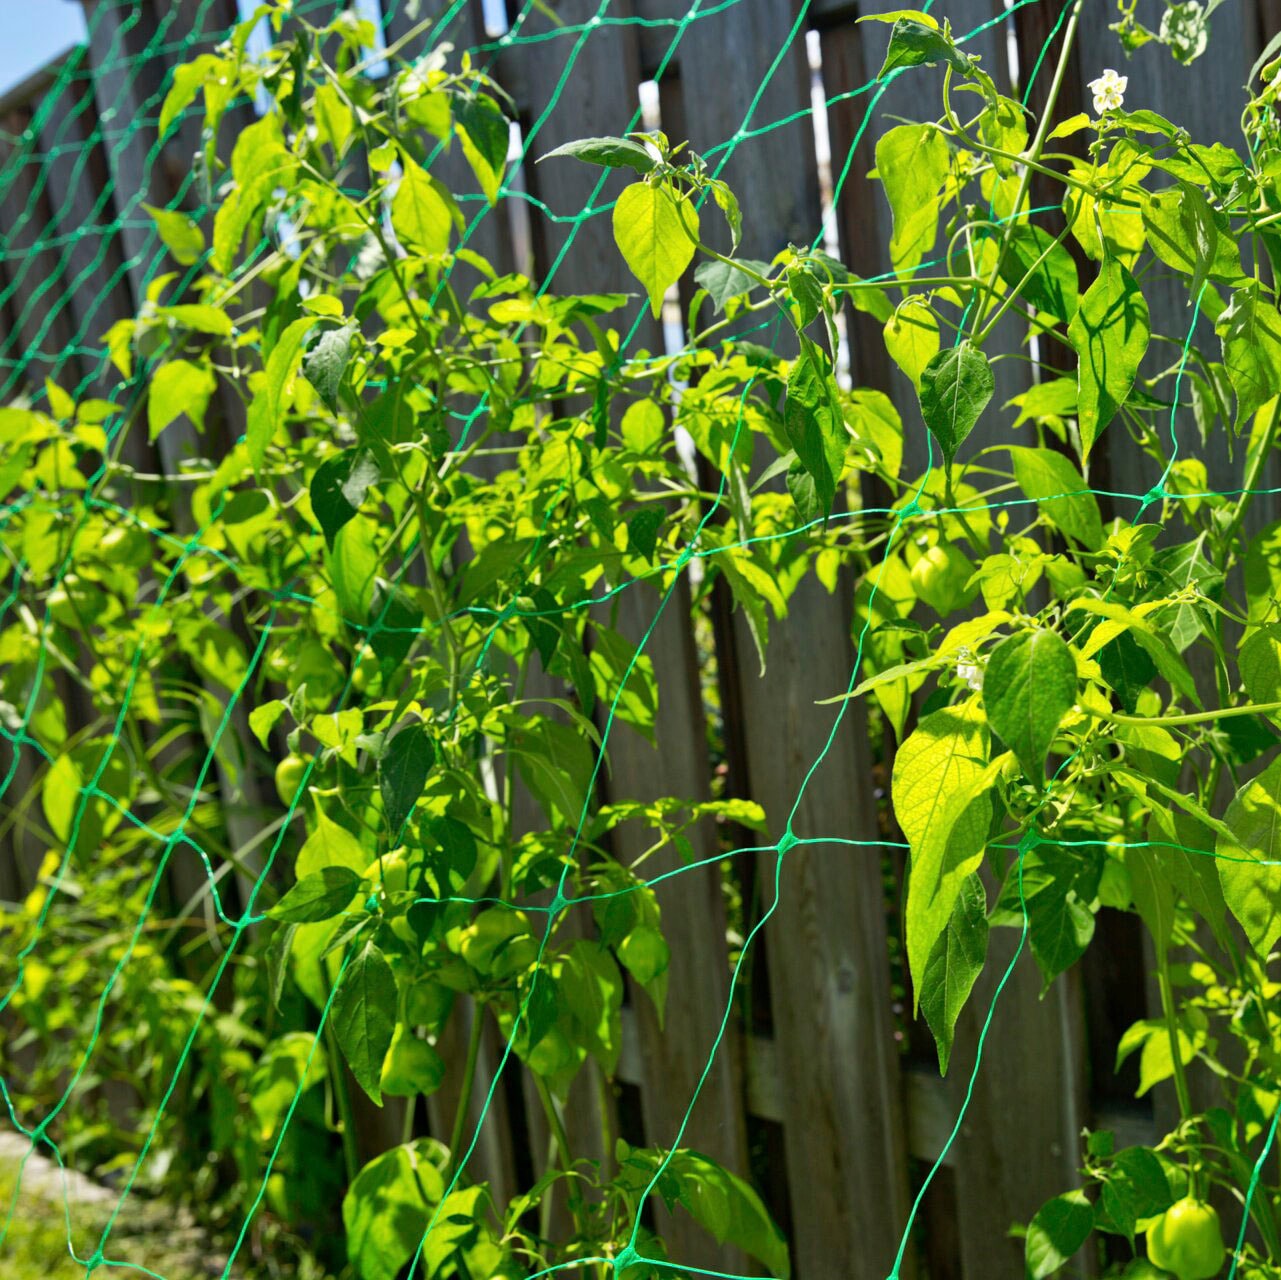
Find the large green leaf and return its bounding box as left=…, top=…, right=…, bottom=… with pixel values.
left=982, top=630, right=1076, bottom=781
left=333, top=942, right=398, bottom=1104
left=343, top=1141, right=444, bottom=1280
left=1217, top=754, right=1281, bottom=955
left=918, top=340, right=994, bottom=465
left=391, top=155, right=455, bottom=254
left=874, top=123, right=949, bottom=271
left=303, top=322, right=357, bottom=410
left=379, top=723, right=436, bottom=833
left=1143, top=185, right=1243, bottom=294
left=876, top=17, right=975, bottom=78
left=919, top=873, right=987, bottom=1074
left=1067, top=260, right=1149, bottom=457
left=1009, top=446, right=1104, bottom=550
left=783, top=343, right=846, bottom=516
left=454, top=92, right=509, bottom=205
left=270, top=867, right=364, bottom=923
left=541, top=135, right=657, bottom=174
left=617, top=1147, right=790, bottom=1277
left=148, top=359, right=215, bottom=441
left=612, top=182, right=698, bottom=318
left=893, top=701, right=995, bottom=1004
left=992, top=841, right=1103, bottom=988
left=997, top=225, right=1079, bottom=323
left=1025, top=1191, right=1094, bottom=1279
left=883, top=296, right=939, bottom=389
left=311, top=449, right=380, bottom=549
left=247, top=316, right=316, bottom=471
left=1241, top=623, right=1281, bottom=707
left=1215, top=285, right=1281, bottom=431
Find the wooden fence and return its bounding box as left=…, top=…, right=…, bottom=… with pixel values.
left=1, top=0, right=1277, bottom=1276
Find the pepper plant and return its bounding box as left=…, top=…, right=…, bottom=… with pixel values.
left=5, top=1, right=1281, bottom=1278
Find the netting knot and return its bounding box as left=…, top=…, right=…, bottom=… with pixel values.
left=1018, top=830, right=1044, bottom=852
left=899, top=499, right=923, bottom=521
left=548, top=891, right=570, bottom=917
left=612, top=1246, right=640, bottom=1273
left=86, top=1250, right=105, bottom=1273
left=365, top=892, right=381, bottom=913
left=1140, top=484, right=1166, bottom=511
left=776, top=830, right=799, bottom=856
left=675, top=544, right=696, bottom=570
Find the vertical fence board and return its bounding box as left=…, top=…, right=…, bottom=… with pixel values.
left=603, top=579, right=753, bottom=1272
left=665, top=6, right=914, bottom=1277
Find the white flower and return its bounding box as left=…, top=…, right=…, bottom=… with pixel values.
left=1088, top=68, right=1128, bottom=115
left=954, top=647, right=984, bottom=693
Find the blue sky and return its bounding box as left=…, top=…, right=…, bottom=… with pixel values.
left=0, top=1, right=87, bottom=98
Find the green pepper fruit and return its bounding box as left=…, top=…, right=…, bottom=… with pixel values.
left=274, top=754, right=308, bottom=806
left=1145, top=1197, right=1225, bottom=1280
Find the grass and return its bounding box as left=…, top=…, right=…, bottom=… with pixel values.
left=0, top=1147, right=218, bottom=1280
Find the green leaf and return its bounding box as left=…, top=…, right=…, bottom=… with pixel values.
left=297, top=805, right=370, bottom=877
left=917, top=340, right=994, bottom=465
left=1025, top=1191, right=1094, bottom=1278
left=993, top=842, right=1102, bottom=987
left=1216, top=285, right=1281, bottom=432
left=541, top=135, right=657, bottom=174
left=997, top=225, right=1079, bottom=323
left=1217, top=753, right=1281, bottom=955
left=978, top=95, right=1029, bottom=177
left=627, top=507, right=663, bottom=561
left=694, top=258, right=771, bottom=312
left=1143, top=186, right=1243, bottom=294
left=618, top=1149, right=790, bottom=1278
left=247, top=316, right=317, bottom=471
left=612, top=182, right=698, bottom=318
left=1009, top=446, right=1104, bottom=550
left=709, top=180, right=742, bottom=252
left=877, top=17, right=975, bottom=78
left=379, top=724, right=436, bottom=833
left=311, top=449, right=381, bottom=549
left=329, top=514, right=380, bottom=623
left=982, top=630, right=1076, bottom=780
left=1146, top=806, right=1229, bottom=946
left=454, top=92, right=509, bottom=205
left=144, top=204, right=205, bottom=265
left=1071, top=597, right=1202, bottom=707
left=883, top=296, right=939, bottom=390
left=893, top=701, right=995, bottom=1006
left=303, top=323, right=357, bottom=410
left=786, top=264, right=824, bottom=329
left=148, top=359, right=215, bottom=441
left=270, top=867, right=363, bottom=923
left=1099, top=1146, right=1173, bottom=1240
left=333, top=942, right=398, bottom=1104
left=920, top=873, right=987, bottom=1074
left=1242, top=623, right=1281, bottom=709
left=1126, top=842, right=1176, bottom=950
left=1067, top=259, right=1150, bottom=457
left=874, top=123, right=949, bottom=271
left=783, top=343, right=846, bottom=517
left=343, top=1142, right=444, bottom=1280
left=391, top=155, right=454, bottom=255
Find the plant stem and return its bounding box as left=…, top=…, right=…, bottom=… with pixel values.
left=1095, top=700, right=1281, bottom=727
left=1155, top=944, right=1195, bottom=1132
left=323, top=1017, right=361, bottom=1184
left=969, top=0, right=1085, bottom=339
left=446, top=999, right=487, bottom=1181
